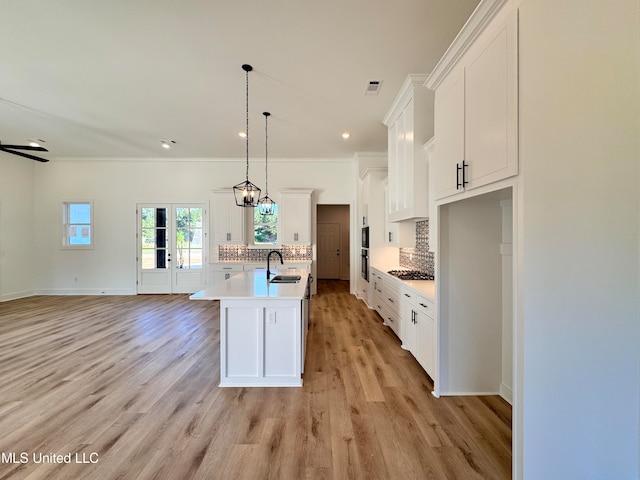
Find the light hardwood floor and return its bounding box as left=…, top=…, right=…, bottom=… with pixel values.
left=0, top=281, right=511, bottom=480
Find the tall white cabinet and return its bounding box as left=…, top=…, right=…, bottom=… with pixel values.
left=426, top=4, right=518, bottom=200
left=383, top=74, right=431, bottom=222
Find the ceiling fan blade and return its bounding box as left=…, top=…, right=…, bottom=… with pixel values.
left=0, top=144, right=48, bottom=152
left=0, top=148, right=49, bottom=162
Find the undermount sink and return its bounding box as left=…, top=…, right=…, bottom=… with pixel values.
left=269, top=275, right=301, bottom=284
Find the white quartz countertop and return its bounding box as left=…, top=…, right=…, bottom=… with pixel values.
left=401, top=279, right=435, bottom=300
left=190, top=268, right=309, bottom=301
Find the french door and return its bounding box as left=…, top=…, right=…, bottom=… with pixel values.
left=137, top=204, right=207, bottom=294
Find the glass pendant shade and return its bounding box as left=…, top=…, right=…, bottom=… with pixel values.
left=257, top=111, right=276, bottom=215
left=257, top=195, right=276, bottom=215
left=233, top=63, right=261, bottom=208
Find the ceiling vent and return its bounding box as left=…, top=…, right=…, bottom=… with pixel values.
left=364, top=80, right=383, bottom=96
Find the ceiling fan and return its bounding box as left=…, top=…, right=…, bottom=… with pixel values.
left=0, top=141, right=49, bottom=162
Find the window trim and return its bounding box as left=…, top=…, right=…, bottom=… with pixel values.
left=62, top=200, right=94, bottom=250
left=251, top=204, right=279, bottom=246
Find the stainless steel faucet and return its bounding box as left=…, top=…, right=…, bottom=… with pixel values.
left=266, top=250, right=283, bottom=279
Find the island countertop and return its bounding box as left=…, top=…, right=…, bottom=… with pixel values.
left=190, top=268, right=309, bottom=301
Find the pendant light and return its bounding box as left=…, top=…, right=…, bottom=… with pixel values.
left=233, top=64, right=261, bottom=207
left=257, top=111, right=277, bottom=215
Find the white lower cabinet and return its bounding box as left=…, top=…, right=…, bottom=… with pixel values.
left=220, top=298, right=304, bottom=387
left=210, top=264, right=243, bottom=285
left=401, top=286, right=436, bottom=379
left=373, top=271, right=402, bottom=338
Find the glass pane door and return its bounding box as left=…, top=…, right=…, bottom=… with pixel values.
left=141, top=207, right=169, bottom=269
left=175, top=207, right=203, bottom=269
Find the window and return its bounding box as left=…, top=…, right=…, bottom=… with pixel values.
left=253, top=204, right=278, bottom=245
left=63, top=201, right=93, bottom=248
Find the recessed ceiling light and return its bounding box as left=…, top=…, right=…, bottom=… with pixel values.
left=238, top=132, right=247, bottom=138
left=342, top=132, right=351, bottom=140
left=161, top=140, right=176, bottom=149
left=27, top=139, right=45, bottom=147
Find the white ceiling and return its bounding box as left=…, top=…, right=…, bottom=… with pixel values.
left=0, top=0, right=480, bottom=161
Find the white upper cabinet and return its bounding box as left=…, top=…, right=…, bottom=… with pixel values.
left=426, top=0, right=518, bottom=201
left=383, top=74, right=431, bottom=222
left=279, top=189, right=313, bottom=245
left=383, top=178, right=414, bottom=248
left=211, top=189, right=245, bottom=245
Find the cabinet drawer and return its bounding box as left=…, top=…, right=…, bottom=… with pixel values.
left=403, top=286, right=434, bottom=318
left=382, top=278, right=402, bottom=315
left=378, top=300, right=401, bottom=337
left=415, top=294, right=434, bottom=319
left=212, top=264, right=244, bottom=273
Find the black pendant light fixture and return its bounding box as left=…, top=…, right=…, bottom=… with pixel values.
left=233, top=64, right=261, bottom=207
left=257, top=112, right=277, bottom=215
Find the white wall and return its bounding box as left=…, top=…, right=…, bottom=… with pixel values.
left=500, top=198, right=513, bottom=404
left=439, top=191, right=504, bottom=395
left=0, top=156, right=35, bottom=300
left=518, top=0, right=640, bottom=477
left=31, top=158, right=355, bottom=294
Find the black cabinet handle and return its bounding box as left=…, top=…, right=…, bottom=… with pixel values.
left=462, top=160, right=469, bottom=188
left=457, top=160, right=469, bottom=189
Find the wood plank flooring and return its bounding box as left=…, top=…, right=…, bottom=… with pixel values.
left=0, top=280, right=511, bottom=479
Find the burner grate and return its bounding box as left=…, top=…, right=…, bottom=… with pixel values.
left=387, top=270, right=434, bottom=281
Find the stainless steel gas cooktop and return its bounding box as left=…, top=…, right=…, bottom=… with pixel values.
left=387, top=270, right=434, bottom=281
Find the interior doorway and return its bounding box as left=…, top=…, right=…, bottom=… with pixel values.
left=317, top=205, right=350, bottom=280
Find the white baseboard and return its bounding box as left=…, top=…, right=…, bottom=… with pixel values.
left=438, top=390, right=500, bottom=397
left=0, top=290, right=36, bottom=302
left=500, top=382, right=513, bottom=405
left=35, top=288, right=137, bottom=296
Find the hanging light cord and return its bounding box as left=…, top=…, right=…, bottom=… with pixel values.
left=244, top=67, right=250, bottom=181
left=264, top=113, right=269, bottom=195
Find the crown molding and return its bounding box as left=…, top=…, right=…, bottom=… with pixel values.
left=383, top=74, right=429, bottom=126
left=425, top=0, right=510, bottom=90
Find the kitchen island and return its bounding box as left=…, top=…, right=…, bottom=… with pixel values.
left=190, top=268, right=310, bottom=387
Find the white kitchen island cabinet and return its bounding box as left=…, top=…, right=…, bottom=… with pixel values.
left=190, top=268, right=310, bottom=387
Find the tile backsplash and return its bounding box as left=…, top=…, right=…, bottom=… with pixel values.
left=399, top=219, right=434, bottom=275
left=218, top=245, right=313, bottom=262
